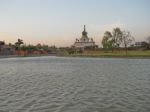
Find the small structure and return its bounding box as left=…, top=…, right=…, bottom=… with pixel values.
left=0, top=41, right=5, bottom=48
left=135, top=42, right=143, bottom=47
left=73, top=25, right=96, bottom=49
left=0, top=41, right=14, bottom=55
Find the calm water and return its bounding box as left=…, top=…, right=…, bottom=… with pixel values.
left=0, top=56, right=150, bottom=112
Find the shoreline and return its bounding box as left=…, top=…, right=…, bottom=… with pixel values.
left=56, top=53, right=150, bottom=59
left=59, top=54, right=150, bottom=59
left=0, top=54, right=150, bottom=59
left=0, top=54, right=56, bottom=59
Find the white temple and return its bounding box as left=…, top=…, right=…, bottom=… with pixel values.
left=73, top=25, right=95, bottom=48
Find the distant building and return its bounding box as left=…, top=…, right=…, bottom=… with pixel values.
left=73, top=25, right=96, bottom=49
left=135, top=42, right=143, bottom=47
left=0, top=41, right=5, bottom=47
left=135, top=41, right=148, bottom=47
left=0, top=41, right=14, bottom=55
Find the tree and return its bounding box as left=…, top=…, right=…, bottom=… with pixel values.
left=102, top=27, right=135, bottom=54
left=122, top=31, right=134, bottom=54
left=102, top=28, right=123, bottom=51
left=112, top=27, right=123, bottom=48
left=15, top=38, right=24, bottom=50
left=102, top=31, right=113, bottom=51
left=146, top=36, right=150, bottom=44
left=26, top=45, right=37, bottom=53
left=146, top=36, right=150, bottom=50
left=20, top=45, right=27, bottom=51
left=141, top=41, right=149, bottom=50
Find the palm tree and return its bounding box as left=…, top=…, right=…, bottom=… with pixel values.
left=15, top=38, right=24, bottom=50
left=14, top=38, right=24, bottom=55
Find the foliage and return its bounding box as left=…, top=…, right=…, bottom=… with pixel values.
left=145, top=36, right=150, bottom=50
left=71, top=50, right=150, bottom=57
left=112, top=27, right=123, bottom=48
left=66, top=48, right=76, bottom=54
left=102, top=28, right=123, bottom=51
left=102, top=28, right=134, bottom=54
left=122, top=31, right=134, bottom=54
left=85, top=45, right=98, bottom=50
left=141, top=41, right=150, bottom=50
left=15, top=38, right=24, bottom=50
left=102, top=31, right=113, bottom=50
left=146, top=36, right=150, bottom=44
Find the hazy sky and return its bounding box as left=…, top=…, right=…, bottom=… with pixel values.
left=0, top=0, right=150, bottom=47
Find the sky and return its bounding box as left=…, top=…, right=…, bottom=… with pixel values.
left=0, top=0, right=150, bottom=47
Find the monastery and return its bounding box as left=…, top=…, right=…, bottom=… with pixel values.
left=73, top=25, right=96, bottom=49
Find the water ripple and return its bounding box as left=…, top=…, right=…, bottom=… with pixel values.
left=0, top=56, right=150, bottom=112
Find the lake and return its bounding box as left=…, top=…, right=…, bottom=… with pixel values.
left=0, top=56, right=150, bottom=112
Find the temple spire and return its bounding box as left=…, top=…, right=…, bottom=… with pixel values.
left=82, top=25, right=87, bottom=36
left=84, top=25, right=86, bottom=32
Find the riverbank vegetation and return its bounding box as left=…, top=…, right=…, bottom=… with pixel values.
left=1, top=27, right=150, bottom=58
left=67, top=50, right=150, bottom=58
left=61, top=28, right=150, bottom=58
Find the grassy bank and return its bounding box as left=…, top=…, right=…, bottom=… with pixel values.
left=67, top=50, right=150, bottom=58
left=1, top=50, right=150, bottom=59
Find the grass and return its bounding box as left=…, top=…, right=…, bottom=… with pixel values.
left=69, top=50, right=150, bottom=58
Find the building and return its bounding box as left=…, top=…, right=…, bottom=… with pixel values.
left=135, top=41, right=149, bottom=47
left=135, top=42, right=143, bottom=47
left=0, top=41, right=5, bottom=47
left=0, top=41, right=14, bottom=55
left=73, top=25, right=96, bottom=49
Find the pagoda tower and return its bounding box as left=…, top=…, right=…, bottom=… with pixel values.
left=73, top=25, right=96, bottom=48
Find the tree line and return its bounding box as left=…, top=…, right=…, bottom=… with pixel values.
left=102, top=27, right=150, bottom=53
left=7, top=28, right=150, bottom=55
left=9, top=39, right=57, bottom=53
